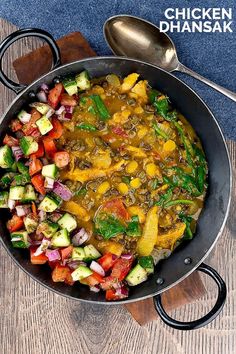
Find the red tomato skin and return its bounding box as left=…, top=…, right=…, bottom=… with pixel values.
left=48, top=83, right=64, bottom=109
left=111, top=258, right=133, bottom=281
left=97, top=253, right=117, bottom=272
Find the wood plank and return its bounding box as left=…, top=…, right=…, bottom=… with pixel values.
left=0, top=18, right=236, bottom=354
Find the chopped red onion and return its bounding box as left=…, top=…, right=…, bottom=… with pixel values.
left=18, top=111, right=31, bottom=124
left=64, top=105, right=74, bottom=114
left=40, top=83, right=49, bottom=93
left=49, top=212, right=62, bottom=223
left=38, top=210, right=46, bottom=222
left=53, top=181, right=72, bottom=201
left=67, top=260, right=86, bottom=270
left=64, top=112, right=72, bottom=120
left=72, top=228, right=89, bottom=246
left=44, top=176, right=54, bottom=189
left=121, top=254, right=133, bottom=260
left=90, top=261, right=105, bottom=277
left=45, top=107, right=55, bottom=118
left=34, top=239, right=50, bottom=256
left=24, top=160, right=31, bottom=166
left=41, top=157, right=49, bottom=166
left=15, top=130, right=24, bottom=139
left=38, top=194, right=44, bottom=201
left=57, top=112, right=71, bottom=121
left=8, top=199, right=15, bottom=210
left=90, top=285, right=100, bottom=293
left=12, top=146, right=23, bottom=161
left=115, top=285, right=129, bottom=298
left=37, top=90, right=48, bottom=103
left=16, top=205, right=31, bottom=217
left=45, top=249, right=61, bottom=262
left=55, top=106, right=65, bottom=115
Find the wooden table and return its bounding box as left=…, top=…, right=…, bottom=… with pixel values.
left=0, top=19, right=235, bottom=354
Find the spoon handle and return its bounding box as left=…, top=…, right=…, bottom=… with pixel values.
left=177, top=63, right=236, bottom=102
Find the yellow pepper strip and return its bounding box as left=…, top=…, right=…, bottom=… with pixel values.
left=156, top=222, right=186, bottom=250
left=127, top=205, right=146, bottom=223
left=62, top=201, right=90, bottom=221
left=120, top=73, right=139, bottom=92
left=126, top=146, right=147, bottom=158
left=136, top=206, right=159, bottom=256
left=97, top=241, right=124, bottom=257
left=60, top=160, right=126, bottom=183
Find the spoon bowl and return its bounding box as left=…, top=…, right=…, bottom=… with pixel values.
left=104, top=15, right=236, bottom=102
left=104, top=15, right=179, bottom=72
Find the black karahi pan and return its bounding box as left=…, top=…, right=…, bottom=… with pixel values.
left=0, top=28, right=232, bottom=330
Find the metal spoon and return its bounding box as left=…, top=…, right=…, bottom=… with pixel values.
left=104, top=15, right=236, bottom=102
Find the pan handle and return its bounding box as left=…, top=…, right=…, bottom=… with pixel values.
left=153, top=263, right=227, bottom=330
left=0, top=28, right=61, bottom=94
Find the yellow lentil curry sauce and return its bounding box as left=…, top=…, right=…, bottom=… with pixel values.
left=57, top=73, right=208, bottom=259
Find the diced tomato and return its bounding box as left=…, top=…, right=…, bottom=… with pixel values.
left=52, top=264, right=74, bottom=285
left=48, top=83, right=64, bottom=109
left=100, top=276, right=119, bottom=291
left=42, top=137, right=57, bottom=158
left=30, top=142, right=44, bottom=158
left=30, top=247, right=48, bottom=265
left=10, top=119, right=23, bottom=132
left=60, top=93, right=77, bottom=107
left=103, top=198, right=130, bottom=221
left=60, top=245, right=73, bottom=261
left=97, top=253, right=117, bottom=272
left=31, top=128, right=41, bottom=140
left=80, top=271, right=104, bottom=287
left=48, top=260, right=60, bottom=269
left=54, top=151, right=70, bottom=168
left=105, top=286, right=129, bottom=301
left=3, top=134, right=19, bottom=147
left=31, top=202, right=37, bottom=216
left=22, top=108, right=41, bottom=136
left=111, top=257, right=133, bottom=281
left=112, top=126, right=128, bottom=138
left=7, top=215, right=24, bottom=232
left=29, top=157, right=43, bottom=176
left=31, top=174, right=46, bottom=195
left=47, top=117, right=63, bottom=139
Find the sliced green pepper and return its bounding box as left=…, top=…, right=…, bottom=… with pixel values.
left=153, top=121, right=169, bottom=140
left=90, top=95, right=110, bottom=121
left=76, top=122, right=97, bottom=132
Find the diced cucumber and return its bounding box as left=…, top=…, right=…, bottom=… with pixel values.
left=16, top=161, right=29, bottom=175
left=13, top=174, right=30, bottom=186
left=75, top=71, right=91, bottom=90
left=84, top=244, right=101, bottom=261
left=38, top=220, right=59, bottom=238
left=58, top=213, right=77, bottom=232
left=17, top=110, right=31, bottom=124
left=71, top=265, right=93, bottom=281
left=20, top=137, right=38, bottom=156
left=51, top=228, right=70, bottom=247
left=0, top=145, right=14, bottom=168
left=0, top=191, right=9, bottom=208
left=36, top=116, right=53, bottom=135
left=30, top=102, right=52, bottom=115
left=24, top=214, right=38, bottom=233
left=125, top=264, right=148, bottom=286
left=9, top=186, right=25, bottom=200
left=42, top=164, right=58, bottom=179
left=63, top=78, right=78, bottom=96
left=22, top=184, right=37, bottom=202
left=1, top=172, right=14, bottom=187
left=39, top=195, right=59, bottom=212
left=71, top=247, right=85, bottom=260
left=7, top=161, right=17, bottom=172
left=138, top=256, right=154, bottom=274
left=11, top=231, right=29, bottom=248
